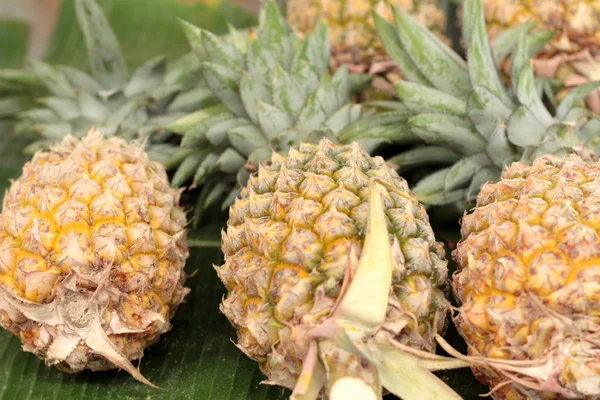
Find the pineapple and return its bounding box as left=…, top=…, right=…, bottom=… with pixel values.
left=17, top=0, right=208, bottom=165
left=169, top=1, right=404, bottom=219
left=285, top=0, right=447, bottom=99
left=0, top=130, right=189, bottom=386
left=451, top=154, right=600, bottom=399
left=471, top=0, right=600, bottom=113
left=365, top=0, right=600, bottom=207
left=217, top=138, right=468, bottom=399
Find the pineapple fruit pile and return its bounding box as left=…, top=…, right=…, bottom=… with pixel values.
left=1, top=0, right=600, bottom=398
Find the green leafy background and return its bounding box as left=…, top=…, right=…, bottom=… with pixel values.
left=0, top=0, right=489, bottom=398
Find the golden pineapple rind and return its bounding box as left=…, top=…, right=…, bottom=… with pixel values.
left=0, top=131, right=189, bottom=372
left=452, top=154, right=600, bottom=399
left=218, top=139, right=449, bottom=390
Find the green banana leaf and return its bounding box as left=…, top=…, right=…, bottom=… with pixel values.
left=44, top=0, right=256, bottom=69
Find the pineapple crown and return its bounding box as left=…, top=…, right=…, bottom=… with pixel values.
left=367, top=0, right=600, bottom=206
left=166, top=1, right=368, bottom=218
left=16, top=0, right=204, bottom=158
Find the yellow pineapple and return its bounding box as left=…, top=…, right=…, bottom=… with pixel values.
left=452, top=155, right=600, bottom=399
left=0, top=130, right=189, bottom=386
left=217, top=138, right=467, bottom=400
left=286, top=0, right=447, bottom=99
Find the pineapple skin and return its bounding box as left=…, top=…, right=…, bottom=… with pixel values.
left=286, top=0, right=446, bottom=98
left=218, top=139, right=449, bottom=390
left=0, top=131, right=189, bottom=373
left=452, top=155, right=600, bottom=399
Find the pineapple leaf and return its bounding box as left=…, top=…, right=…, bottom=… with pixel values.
left=76, top=91, right=109, bottom=121
left=257, top=1, right=293, bottom=71
left=387, top=146, right=461, bottom=171
left=323, top=104, right=359, bottom=134
left=0, top=95, right=36, bottom=119
left=240, top=70, right=271, bottom=124
left=510, top=30, right=529, bottom=97
left=395, top=81, right=467, bottom=117
left=202, top=63, right=246, bottom=117
left=179, top=19, right=207, bottom=60
left=579, top=117, right=600, bottom=144
left=256, top=101, right=295, bottom=139
left=217, top=148, right=246, bottom=174
left=485, top=123, right=519, bottom=167
left=466, top=86, right=512, bottom=139
left=30, top=123, right=73, bottom=141
left=373, top=13, right=430, bottom=87
left=167, top=104, right=229, bottom=134
left=338, top=112, right=413, bottom=143
left=74, top=0, right=128, bottom=89
left=392, top=7, right=470, bottom=98
left=162, top=147, right=196, bottom=170
left=205, top=118, right=249, bottom=146
left=491, top=21, right=536, bottom=66
left=444, top=153, right=492, bottom=192
left=193, top=153, right=219, bottom=186
left=39, top=97, right=80, bottom=121
left=19, top=109, right=59, bottom=124
left=314, top=74, right=340, bottom=117
left=28, top=60, right=75, bottom=98
left=556, top=80, right=600, bottom=121
left=464, top=0, right=513, bottom=108
left=296, top=91, right=328, bottom=135
left=506, top=106, right=547, bottom=147
left=227, top=125, right=269, bottom=157
left=246, top=40, right=277, bottom=88
left=203, top=181, right=231, bottom=209
left=331, top=66, right=350, bottom=106
left=201, top=29, right=244, bottom=73
left=180, top=112, right=233, bottom=147
left=171, top=152, right=206, bottom=188
left=272, top=64, right=304, bottom=115
left=167, top=87, right=218, bottom=113
left=58, top=66, right=102, bottom=93
left=305, top=22, right=330, bottom=76
left=515, top=62, right=554, bottom=126
left=412, top=168, right=449, bottom=196
left=408, top=114, right=486, bottom=154
left=526, top=30, right=556, bottom=58
left=124, top=56, right=168, bottom=97
left=467, top=167, right=500, bottom=201
left=290, top=40, right=321, bottom=97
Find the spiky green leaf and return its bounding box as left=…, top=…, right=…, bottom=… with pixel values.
left=393, top=7, right=469, bottom=98
left=74, top=0, right=128, bottom=88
